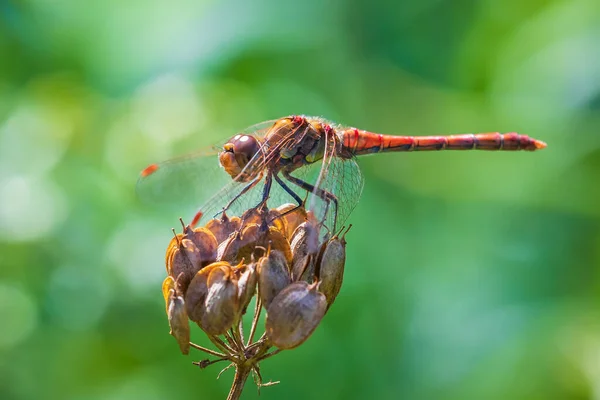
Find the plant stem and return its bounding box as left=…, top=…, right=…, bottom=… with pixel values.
left=247, top=297, right=262, bottom=346
left=227, top=364, right=251, bottom=400
left=189, top=342, right=226, bottom=358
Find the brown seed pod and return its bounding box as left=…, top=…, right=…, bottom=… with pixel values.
left=234, top=263, right=257, bottom=315
left=290, top=221, right=320, bottom=282
left=266, top=226, right=293, bottom=264
left=217, top=223, right=261, bottom=263
left=167, top=288, right=191, bottom=355
left=169, top=237, right=203, bottom=291
left=205, top=214, right=241, bottom=243
left=275, top=203, right=308, bottom=239
left=217, top=222, right=291, bottom=263
left=162, top=275, right=176, bottom=314
left=165, top=234, right=182, bottom=275
left=316, top=234, right=347, bottom=308
left=177, top=219, right=219, bottom=266
left=184, top=262, right=224, bottom=322
left=257, top=249, right=291, bottom=310
left=266, top=207, right=286, bottom=235
left=240, top=207, right=265, bottom=228
left=265, top=281, right=327, bottom=349
left=199, top=264, right=239, bottom=335
left=190, top=227, right=218, bottom=266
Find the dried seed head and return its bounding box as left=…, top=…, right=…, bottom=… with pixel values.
left=217, top=222, right=291, bottom=265
left=190, top=227, right=219, bottom=266
left=199, top=264, right=239, bottom=335
left=169, top=237, right=203, bottom=291
left=265, top=281, right=327, bottom=349
left=205, top=214, right=241, bottom=243
left=290, top=221, right=320, bottom=282
left=266, top=226, right=293, bottom=264
left=162, top=275, right=176, bottom=314
left=257, top=249, right=291, bottom=310
left=166, top=287, right=191, bottom=355
left=234, top=262, right=257, bottom=315
left=240, top=207, right=264, bottom=227
left=177, top=219, right=219, bottom=266
left=185, top=262, right=223, bottom=322
left=316, top=234, right=347, bottom=307
left=217, top=223, right=261, bottom=263
left=165, top=233, right=182, bottom=274
left=266, top=207, right=287, bottom=235
left=275, top=203, right=308, bottom=239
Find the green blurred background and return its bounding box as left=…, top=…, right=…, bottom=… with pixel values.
left=1, top=0, right=599, bottom=399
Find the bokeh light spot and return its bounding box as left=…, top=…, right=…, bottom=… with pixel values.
left=106, top=218, right=168, bottom=293
left=0, top=283, right=38, bottom=349
left=46, top=265, right=111, bottom=331
left=0, top=175, right=68, bottom=241
left=132, top=73, right=204, bottom=145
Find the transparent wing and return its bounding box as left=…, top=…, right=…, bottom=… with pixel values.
left=136, top=148, right=227, bottom=208
left=178, top=118, right=313, bottom=226
left=311, top=155, right=364, bottom=232
left=279, top=126, right=364, bottom=235
left=305, top=130, right=364, bottom=233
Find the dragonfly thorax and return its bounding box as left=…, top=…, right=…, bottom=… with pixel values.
left=264, top=117, right=330, bottom=173
left=219, top=134, right=262, bottom=180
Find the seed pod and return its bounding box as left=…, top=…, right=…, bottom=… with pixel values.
left=169, top=238, right=203, bottom=291
left=205, top=214, right=241, bottom=243
left=190, top=227, right=218, bottom=266
left=199, top=264, right=239, bottom=335
left=185, top=262, right=224, bottom=322
left=162, top=275, right=176, bottom=314
left=217, top=223, right=261, bottom=263
left=165, top=234, right=182, bottom=274
left=265, top=281, right=327, bottom=349
left=266, top=207, right=286, bottom=235
left=266, top=226, right=293, bottom=264
left=275, top=203, right=308, bottom=239
left=240, top=207, right=264, bottom=228
left=177, top=220, right=219, bottom=266
left=257, top=249, right=291, bottom=310
left=234, top=263, right=257, bottom=315
left=166, top=288, right=191, bottom=355
left=290, top=221, right=320, bottom=282
left=316, top=235, right=346, bottom=308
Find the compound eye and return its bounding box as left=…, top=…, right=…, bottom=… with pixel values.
left=231, top=135, right=260, bottom=166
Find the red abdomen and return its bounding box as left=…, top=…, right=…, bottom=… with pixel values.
left=341, top=129, right=547, bottom=155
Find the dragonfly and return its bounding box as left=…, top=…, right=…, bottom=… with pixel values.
left=137, top=115, right=547, bottom=234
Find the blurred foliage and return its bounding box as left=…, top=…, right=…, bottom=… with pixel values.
left=1, top=0, right=599, bottom=399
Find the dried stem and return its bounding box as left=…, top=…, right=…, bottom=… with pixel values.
left=231, top=327, right=245, bottom=356
left=247, top=297, right=262, bottom=346
left=237, top=317, right=245, bottom=346
left=193, top=358, right=229, bottom=369
left=189, top=342, right=226, bottom=358
left=227, top=365, right=252, bottom=400
left=257, top=348, right=281, bottom=362
left=209, top=335, right=237, bottom=359
left=225, top=331, right=242, bottom=354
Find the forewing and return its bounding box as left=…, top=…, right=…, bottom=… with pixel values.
left=136, top=119, right=280, bottom=216
left=136, top=149, right=230, bottom=210
left=187, top=119, right=304, bottom=226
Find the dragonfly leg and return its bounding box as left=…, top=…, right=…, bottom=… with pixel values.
left=256, top=172, right=273, bottom=210
left=216, top=174, right=263, bottom=218
left=239, top=173, right=273, bottom=228
left=273, top=173, right=304, bottom=207
left=271, top=172, right=307, bottom=224
left=281, top=170, right=339, bottom=231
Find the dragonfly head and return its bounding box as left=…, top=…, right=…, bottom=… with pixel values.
left=219, top=134, right=261, bottom=179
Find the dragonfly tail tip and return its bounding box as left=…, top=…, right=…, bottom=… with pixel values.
left=534, top=139, right=547, bottom=150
